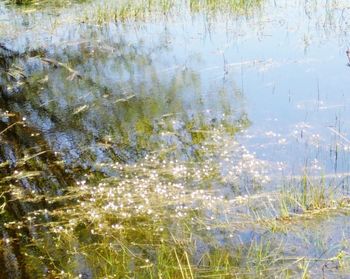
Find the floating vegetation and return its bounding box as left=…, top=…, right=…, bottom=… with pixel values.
left=3, top=123, right=350, bottom=277
left=0, top=149, right=287, bottom=277
left=3, top=0, right=350, bottom=277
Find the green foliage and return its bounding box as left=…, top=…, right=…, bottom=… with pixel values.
left=280, top=175, right=334, bottom=215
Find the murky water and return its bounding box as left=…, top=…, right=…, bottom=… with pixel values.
left=2, top=0, right=350, bottom=277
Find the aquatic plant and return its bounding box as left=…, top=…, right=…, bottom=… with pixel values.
left=279, top=175, right=336, bottom=217
left=3, top=0, right=350, bottom=277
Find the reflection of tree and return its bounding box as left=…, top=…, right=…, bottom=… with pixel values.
left=3, top=24, right=250, bottom=171
left=0, top=1, right=261, bottom=276
left=0, top=103, right=79, bottom=277
left=0, top=19, right=252, bottom=274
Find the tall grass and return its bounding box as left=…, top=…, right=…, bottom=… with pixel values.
left=6, top=127, right=285, bottom=277
left=3, top=144, right=350, bottom=277
left=279, top=174, right=337, bottom=218
left=79, top=0, right=263, bottom=24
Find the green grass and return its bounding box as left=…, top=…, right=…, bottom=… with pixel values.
left=279, top=174, right=337, bottom=218
left=3, top=151, right=350, bottom=277
left=7, top=0, right=85, bottom=7
left=2, top=1, right=350, bottom=276
left=6, top=0, right=263, bottom=23
left=10, top=158, right=348, bottom=277
left=2, top=117, right=350, bottom=277
left=8, top=0, right=32, bottom=4
left=190, top=0, right=263, bottom=14
left=77, top=0, right=263, bottom=24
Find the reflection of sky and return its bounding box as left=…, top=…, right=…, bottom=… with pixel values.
left=3, top=0, right=350, bottom=176
left=151, top=0, right=350, bottom=175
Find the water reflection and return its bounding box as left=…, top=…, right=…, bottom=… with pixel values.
left=2, top=0, right=350, bottom=277
left=2, top=21, right=252, bottom=169
left=0, top=2, right=266, bottom=276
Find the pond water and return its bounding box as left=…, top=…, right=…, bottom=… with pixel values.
left=3, top=0, right=350, bottom=176
left=2, top=0, right=350, bottom=277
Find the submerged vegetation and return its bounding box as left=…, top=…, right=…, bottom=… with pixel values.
left=2, top=119, right=350, bottom=277
left=2, top=0, right=350, bottom=278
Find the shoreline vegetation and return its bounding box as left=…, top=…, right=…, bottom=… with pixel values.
left=1, top=0, right=350, bottom=278
left=5, top=0, right=264, bottom=23
left=2, top=114, right=350, bottom=277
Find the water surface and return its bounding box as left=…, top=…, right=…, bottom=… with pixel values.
left=2, top=0, right=350, bottom=277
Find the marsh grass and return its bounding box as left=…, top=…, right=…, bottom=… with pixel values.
left=7, top=0, right=86, bottom=8
left=1, top=134, right=280, bottom=277
left=2, top=122, right=350, bottom=277
left=279, top=175, right=338, bottom=218
left=3, top=0, right=350, bottom=277
left=90, top=1, right=170, bottom=24
left=15, top=156, right=345, bottom=277
left=8, top=0, right=32, bottom=4
left=3, top=149, right=350, bottom=277
left=80, top=0, right=263, bottom=24
left=4, top=0, right=264, bottom=28
left=189, top=0, right=263, bottom=14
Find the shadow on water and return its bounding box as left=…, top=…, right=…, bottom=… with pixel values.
left=2, top=0, right=350, bottom=277
left=0, top=1, right=258, bottom=276
left=0, top=45, right=95, bottom=277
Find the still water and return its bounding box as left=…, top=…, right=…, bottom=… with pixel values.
left=2, top=0, right=350, bottom=277
left=2, top=0, right=350, bottom=176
